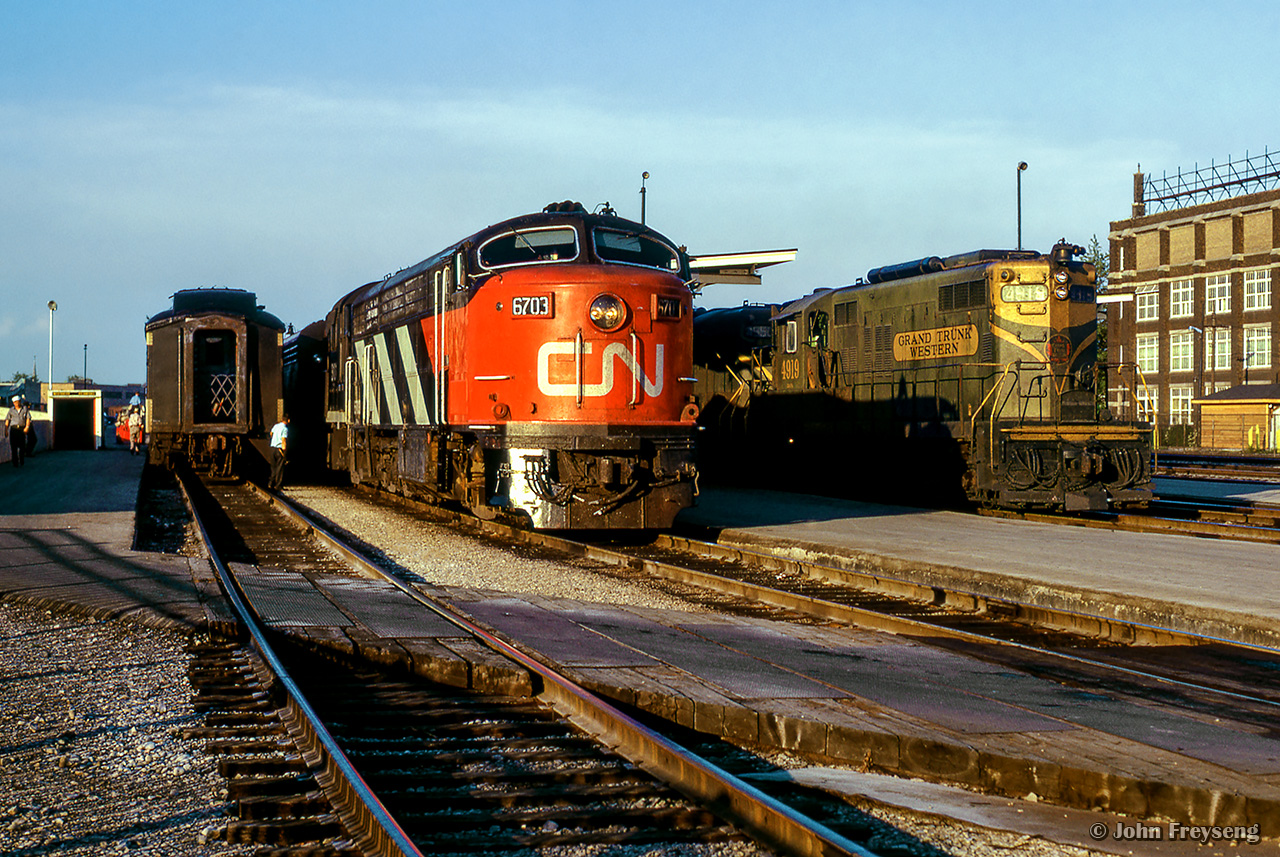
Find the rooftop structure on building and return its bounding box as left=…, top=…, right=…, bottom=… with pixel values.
left=1108, top=148, right=1280, bottom=451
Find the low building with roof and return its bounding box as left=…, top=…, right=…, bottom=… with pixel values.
left=1194, top=383, right=1280, bottom=451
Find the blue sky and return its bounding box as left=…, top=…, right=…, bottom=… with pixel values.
left=2, top=0, right=1278, bottom=384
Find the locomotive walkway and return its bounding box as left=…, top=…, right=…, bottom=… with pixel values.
left=2, top=451, right=1279, bottom=855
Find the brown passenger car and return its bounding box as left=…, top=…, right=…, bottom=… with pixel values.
left=145, top=288, right=285, bottom=478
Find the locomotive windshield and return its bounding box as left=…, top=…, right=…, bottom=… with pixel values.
left=478, top=226, right=579, bottom=269
left=593, top=228, right=681, bottom=272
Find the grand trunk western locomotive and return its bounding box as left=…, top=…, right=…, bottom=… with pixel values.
left=694, top=241, right=1152, bottom=510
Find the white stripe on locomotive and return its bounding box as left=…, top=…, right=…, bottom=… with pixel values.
left=373, top=332, right=404, bottom=426
left=395, top=324, right=431, bottom=425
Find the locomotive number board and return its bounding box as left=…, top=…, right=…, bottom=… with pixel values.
left=512, top=295, right=553, bottom=318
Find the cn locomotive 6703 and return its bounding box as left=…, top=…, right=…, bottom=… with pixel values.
left=145, top=288, right=286, bottom=477
left=695, top=241, right=1153, bottom=510
left=294, top=202, right=699, bottom=529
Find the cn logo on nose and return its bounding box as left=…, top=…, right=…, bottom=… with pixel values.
left=537, top=341, right=664, bottom=398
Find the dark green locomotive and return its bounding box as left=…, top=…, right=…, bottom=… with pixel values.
left=695, top=241, right=1152, bottom=510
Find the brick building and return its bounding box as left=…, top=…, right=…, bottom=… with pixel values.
left=1107, top=152, right=1280, bottom=449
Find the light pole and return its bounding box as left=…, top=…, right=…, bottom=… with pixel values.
left=83, top=344, right=87, bottom=383
left=640, top=171, right=649, bottom=225
left=47, top=300, right=57, bottom=394
left=1189, top=325, right=1204, bottom=433
left=1016, top=161, right=1028, bottom=250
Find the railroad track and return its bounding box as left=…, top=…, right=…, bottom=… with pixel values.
left=981, top=496, right=1280, bottom=544
left=267, top=481, right=1280, bottom=842
left=1155, top=451, right=1280, bottom=483
left=174, top=471, right=894, bottom=857
left=280, top=483, right=1280, bottom=753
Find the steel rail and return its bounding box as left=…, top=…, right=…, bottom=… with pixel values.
left=177, top=472, right=426, bottom=857
left=249, top=482, right=881, bottom=857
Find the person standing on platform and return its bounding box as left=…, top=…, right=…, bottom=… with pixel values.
left=4, top=395, right=31, bottom=468
left=268, top=414, right=289, bottom=491
left=128, top=406, right=144, bottom=456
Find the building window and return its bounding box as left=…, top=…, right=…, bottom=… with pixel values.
left=1206, top=273, right=1232, bottom=315
left=1169, top=385, right=1194, bottom=425
left=1136, top=386, right=1158, bottom=422
left=1206, top=327, right=1232, bottom=371
left=1245, top=269, right=1272, bottom=312
left=1136, top=289, right=1159, bottom=322
left=1136, top=333, right=1159, bottom=374
left=1169, top=330, right=1194, bottom=373
left=1170, top=279, right=1193, bottom=318
left=1244, top=323, right=1272, bottom=371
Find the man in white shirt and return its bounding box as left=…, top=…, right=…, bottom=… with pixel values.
left=268, top=415, right=289, bottom=490
left=4, top=396, right=31, bottom=468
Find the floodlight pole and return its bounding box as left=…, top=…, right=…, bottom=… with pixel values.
left=1017, top=161, right=1028, bottom=250
left=47, top=300, right=57, bottom=392
left=640, top=171, right=649, bottom=225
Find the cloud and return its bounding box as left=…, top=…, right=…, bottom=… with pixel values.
left=0, top=82, right=1164, bottom=381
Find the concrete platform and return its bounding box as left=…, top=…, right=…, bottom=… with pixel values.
left=677, top=487, right=1280, bottom=649
left=0, top=449, right=219, bottom=631
left=5, top=452, right=1280, bottom=853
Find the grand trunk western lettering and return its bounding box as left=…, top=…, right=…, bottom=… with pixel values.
left=892, top=324, right=979, bottom=361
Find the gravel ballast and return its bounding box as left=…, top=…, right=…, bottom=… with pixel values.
left=0, top=599, right=250, bottom=856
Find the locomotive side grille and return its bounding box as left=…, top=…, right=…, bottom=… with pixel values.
left=839, top=346, right=858, bottom=383
left=834, top=300, right=857, bottom=326
left=873, top=324, right=892, bottom=372
left=938, top=280, right=987, bottom=312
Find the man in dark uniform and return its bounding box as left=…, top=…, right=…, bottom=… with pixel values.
left=4, top=395, right=32, bottom=467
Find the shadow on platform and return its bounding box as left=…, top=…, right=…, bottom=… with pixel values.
left=0, top=448, right=144, bottom=516
left=676, top=486, right=929, bottom=531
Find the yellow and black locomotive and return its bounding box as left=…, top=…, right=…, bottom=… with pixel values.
left=695, top=241, right=1152, bottom=510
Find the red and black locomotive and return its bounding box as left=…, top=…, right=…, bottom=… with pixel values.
left=290, top=202, right=699, bottom=528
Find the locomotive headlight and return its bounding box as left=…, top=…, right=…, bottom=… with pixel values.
left=1054, top=269, right=1070, bottom=285
left=588, top=293, right=628, bottom=331
left=1054, top=283, right=1071, bottom=300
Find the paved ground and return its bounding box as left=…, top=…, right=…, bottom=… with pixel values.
left=3, top=451, right=1279, bottom=855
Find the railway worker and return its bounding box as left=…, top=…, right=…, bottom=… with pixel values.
left=268, top=414, right=289, bottom=491
left=4, top=395, right=31, bottom=468
left=128, top=405, right=144, bottom=456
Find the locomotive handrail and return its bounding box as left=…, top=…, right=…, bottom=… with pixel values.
left=971, top=361, right=1019, bottom=467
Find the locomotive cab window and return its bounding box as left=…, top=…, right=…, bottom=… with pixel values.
left=478, top=227, right=578, bottom=269
left=593, top=228, right=682, bottom=273
left=807, top=310, right=828, bottom=349
left=784, top=319, right=799, bottom=354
